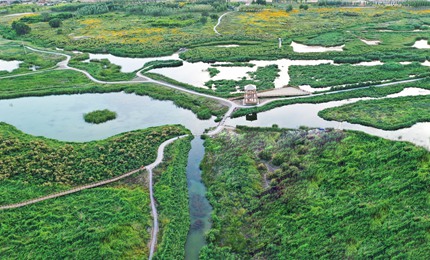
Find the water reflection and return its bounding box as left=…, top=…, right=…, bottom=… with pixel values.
left=0, top=92, right=216, bottom=142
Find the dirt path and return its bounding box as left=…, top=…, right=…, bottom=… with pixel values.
left=0, top=135, right=186, bottom=211
left=214, top=11, right=234, bottom=36
left=147, top=135, right=187, bottom=259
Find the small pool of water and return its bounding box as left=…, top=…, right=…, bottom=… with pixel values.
left=353, top=60, right=384, bottom=66
left=385, top=87, right=430, bottom=98
left=84, top=53, right=178, bottom=73
left=360, top=39, right=381, bottom=45
left=215, top=44, right=240, bottom=48
left=290, top=41, right=344, bottom=53
left=0, top=59, right=22, bottom=72
left=413, top=40, right=430, bottom=49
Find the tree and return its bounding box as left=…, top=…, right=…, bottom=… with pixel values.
left=49, top=18, right=62, bottom=28
left=41, top=12, right=50, bottom=22
left=11, top=21, right=31, bottom=35
left=286, top=5, right=293, bottom=12
left=210, top=14, right=219, bottom=20
left=200, top=16, right=208, bottom=24
left=299, top=4, right=309, bottom=10
left=256, top=0, right=267, bottom=5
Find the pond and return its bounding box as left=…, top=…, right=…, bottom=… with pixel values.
left=0, top=59, right=22, bottom=72
left=290, top=41, right=344, bottom=53
left=0, top=92, right=216, bottom=142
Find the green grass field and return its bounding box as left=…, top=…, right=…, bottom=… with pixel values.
left=0, top=186, right=152, bottom=259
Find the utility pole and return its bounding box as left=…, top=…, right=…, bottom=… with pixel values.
left=22, top=41, right=26, bottom=54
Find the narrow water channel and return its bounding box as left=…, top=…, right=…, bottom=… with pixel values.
left=184, top=137, right=212, bottom=260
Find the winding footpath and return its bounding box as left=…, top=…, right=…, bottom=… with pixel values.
left=213, top=11, right=234, bottom=35
left=147, top=135, right=188, bottom=259
left=0, top=136, right=185, bottom=211
left=0, top=167, right=145, bottom=210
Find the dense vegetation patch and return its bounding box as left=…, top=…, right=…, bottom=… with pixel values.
left=201, top=128, right=430, bottom=259
left=84, top=109, right=117, bottom=124
left=0, top=122, right=194, bottom=259
left=319, top=94, right=430, bottom=130
left=289, top=62, right=429, bottom=88
left=207, top=67, right=220, bottom=77
left=153, top=137, right=192, bottom=259
left=0, top=186, right=151, bottom=259
left=142, top=59, right=183, bottom=73
left=0, top=122, right=188, bottom=204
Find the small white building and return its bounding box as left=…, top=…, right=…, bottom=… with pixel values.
left=243, top=84, right=258, bottom=105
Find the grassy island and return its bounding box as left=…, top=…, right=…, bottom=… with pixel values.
left=84, top=109, right=117, bottom=124
left=319, top=95, right=430, bottom=130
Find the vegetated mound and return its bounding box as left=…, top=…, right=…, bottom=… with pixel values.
left=84, top=109, right=117, bottom=124
left=200, top=126, right=430, bottom=259
left=319, top=95, right=430, bottom=130
left=0, top=122, right=189, bottom=204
